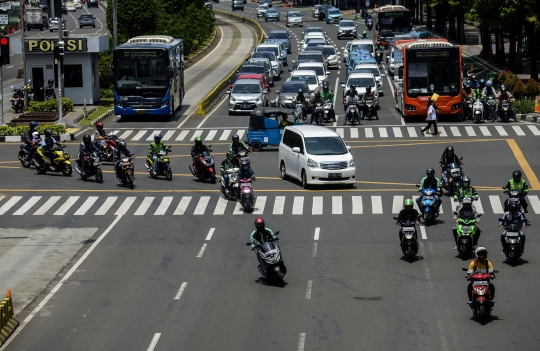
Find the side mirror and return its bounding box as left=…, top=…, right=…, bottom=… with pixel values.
left=275, top=91, right=280, bottom=94
left=415, top=184, right=420, bottom=187
left=246, top=243, right=251, bottom=246
left=461, top=268, right=468, bottom=271
left=498, top=218, right=503, bottom=221
left=275, top=231, right=280, bottom=235
left=453, top=211, right=458, bottom=215
left=263, top=89, right=268, bottom=94
left=346, top=145, right=351, bottom=151
left=227, top=90, right=231, bottom=94
left=292, top=147, right=301, bottom=153
left=227, top=80, right=231, bottom=84
left=288, top=69, right=292, bottom=72
left=381, top=73, right=386, bottom=77
left=393, top=216, right=398, bottom=220
left=340, top=83, right=345, bottom=87
left=477, top=214, right=483, bottom=217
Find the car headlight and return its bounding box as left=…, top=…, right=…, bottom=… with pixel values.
left=338, top=29, right=343, bottom=32
left=255, top=96, right=262, bottom=102
left=307, top=158, right=319, bottom=168
left=230, top=96, right=236, bottom=102
left=350, top=158, right=355, bottom=167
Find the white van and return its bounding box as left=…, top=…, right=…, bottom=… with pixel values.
left=342, top=38, right=375, bottom=62
left=278, top=125, right=356, bottom=188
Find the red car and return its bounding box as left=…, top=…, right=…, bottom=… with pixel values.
left=234, top=73, right=270, bottom=91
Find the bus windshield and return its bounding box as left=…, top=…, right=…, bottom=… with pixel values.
left=379, top=12, right=410, bottom=36
left=114, top=50, right=169, bottom=92
left=406, top=58, right=461, bottom=96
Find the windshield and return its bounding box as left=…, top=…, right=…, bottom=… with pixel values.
left=306, top=27, right=323, bottom=34
left=392, top=50, right=403, bottom=63
left=354, top=66, right=379, bottom=77
left=328, top=10, right=340, bottom=15
left=298, top=54, right=323, bottom=63
left=306, top=37, right=325, bottom=44
left=288, top=12, right=301, bottom=17
left=232, top=83, right=261, bottom=94
left=114, top=51, right=169, bottom=92
left=379, top=13, right=411, bottom=34
left=240, top=65, right=265, bottom=74
left=256, top=47, right=279, bottom=58
left=305, top=137, right=348, bottom=155
left=299, top=66, right=324, bottom=76
left=406, top=59, right=461, bottom=97
left=281, top=83, right=307, bottom=93
left=270, top=32, right=288, bottom=39
left=267, top=9, right=277, bottom=13
left=340, top=21, right=355, bottom=27
left=291, top=75, right=317, bottom=84
left=253, top=52, right=276, bottom=62
left=322, top=46, right=336, bottom=56
left=347, top=77, right=375, bottom=87
left=258, top=5, right=268, bottom=9
left=395, top=35, right=413, bottom=41
left=351, top=44, right=373, bottom=54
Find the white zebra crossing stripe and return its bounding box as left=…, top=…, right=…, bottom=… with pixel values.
left=119, top=130, right=133, bottom=139
left=336, top=128, right=344, bottom=138
left=146, top=130, right=161, bottom=141
left=54, top=196, right=80, bottom=215
left=528, top=125, right=540, bottom=136
left=495, top=126, right=507, bottom=136
left=162, top=130, right=175, bottom=141
left=111, top=130, right=119, bottom=135
left=95, top=196, right=117, bottom=215
left=205, top=130, right=218, bottom=141
left=352, top=196, right=363, bottom=214
left=0, top=196, right=4, bottom=205
left=194, top=196, right=210, bottom=215
left=512, top=126, right=525, bottom=136
left=292, top=196, right=304, bottom=215
left=392, top=195, right=403, bottom=214
left=438, top=126, right=447, bottom=137
left=154, top=197, right=173, bottom=215
left=528, top=195, right=540, bottom=214
left=450, top=126, right=461, bottom=136
left=74, top=196, right=99, bottom=216
left=273, top=196, right=285, bottom=214
left=233, top=201, right=245, bottom=215
left=132, top=130, right=146, bottom=141
left=220, top=130, right=231, bottom=141
left=135, top=197, right=154, bottom=215
left=365, top=128, right=373, bottom=138
left=114, top=197, right=136, bottom=216
left=465, top=126, right=476, bottom=136
left=474, top=197, right=484, bottom=214
left=213, top=196, right=228, bottom=215
left=350, top=128, right=358, bottom=138
left=176, top=130, right=190, bottom=141
left=312, top=196, right=323, bottom=215
left=479, top=126, right=491, bottom=136
left=174, top=196, right=192, bottom=215
left=253, top=196, right=267, bottom=214
left=0, top=196, right=23, bottom=215
left=332, top=196, right=342, bottom=214
left=371, top=196, right=383, bottom=214
left=412, top=195, right=420, bottom=212
left=191, top=130, right=203, bottom=141
left=13, top=196, right=42, bottom=215
left=393, top=127, right=402, bottom=137
left=407, top=127, right=417, bottom=137
left=379, top=127, right=388, bottom=138
left=489, top=195, right=504, bottom=214
left=237, top=130, right=245, bottom=140
left=34, top=196, right=61, bottom=215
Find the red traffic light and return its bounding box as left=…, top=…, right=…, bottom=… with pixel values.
left=0, top=37, right=8, bottom=46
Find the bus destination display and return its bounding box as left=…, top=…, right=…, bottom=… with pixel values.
left=119, top=50, right=164, bottom=59
left=415, top=50, right=451, bottom=58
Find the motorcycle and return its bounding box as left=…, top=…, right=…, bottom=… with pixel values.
left=246, top=231, right=286, bottom=287
left=375, top=49, right=383, bottom=64
left=145, top=147, right=172, bottom=180
left=461, top=267, right=499, bottom=325
left=453, top=212, right=482, bottom=260
left=236, top=177, right=255, bottom=212
left=463, top=95, right=473, bottom=119
left=363, top=96, right=376, bottom=120
left=220, top=167, right=239, bottom=198
left=313, top=101, right=324, bottom=125
left=293, top=101, right=307, bottom=124
left=499, top=221, right=524, bottom=266
left=119, top=156, right=135, bottom=189
left=323, top=99, right=333, bottom=122
left=189, top=148, right=216, bottom=183
left=393, top=218, right=418, bottom=263
left=33, top=143, right=72, bottom=176
left=76, top=151, right=103, bottom=183
left=503, top=188, right=526, bottom=215
left=443, top=161, right=463, bottom=196
left=416, top=187, right=438, bottom=226
left=498, top=100, right=511, bottom=123
left=486, top=96, right=496, bottom=120
left=473, top=99, right=484, bottom=123
left=234, top=147, right=250, bottom=167
left=44, top=81, right=56, bottom=100
left=95, top=135, right=120, bottom=163
left=10, top=86, right=25, bottom=113
left=367, top=18, right=373, bottom=30
left=18, top=141, right=38, bottom=168
left=345, top=102, right=359, bottom=126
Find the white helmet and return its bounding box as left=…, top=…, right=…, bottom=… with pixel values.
left=475, top=246, right=488, bottom=258
left=32, top=131, right=39, bottom=139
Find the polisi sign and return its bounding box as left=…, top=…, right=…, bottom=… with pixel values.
left=25, top=38, right=88, bottom=53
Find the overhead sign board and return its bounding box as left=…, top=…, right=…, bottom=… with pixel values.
left=0, top=14, right=7, bottom=25
left=24, top=38, right=88, bottom=52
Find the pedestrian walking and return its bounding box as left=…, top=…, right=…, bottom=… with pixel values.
left=421, top=95, right=440, bottom=136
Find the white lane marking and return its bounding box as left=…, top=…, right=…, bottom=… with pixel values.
left=527, top=125, right=540, bottom=136
left=233, top=201, right=245, bottom=215
left=146, top=333, right=162, bottom=351
left=154, top=197, right=173, bottom=215
left=174, top=282, right=188, bottom=300
left=197, top=243, right=207, bottom=257
left=419, top=226, right=427, bottom=239
left=465, top=126, right=476, bottom=136
left=205, top=228, right=215, bottom=240
left=191, top=130, right=204, bottom=141
left=273, top=196, right=286, bottom=214
left=213, top=197, right=228, bottom=215
left=392, top=195, right=403, bottom=214
left=312, top=196, right=323, bottom=215
left=219, top=129, right=232, bottom=141
left=495, top=126, right=508, bottom=136
left=13, top=196, right=42, bottom=215
left=54, top=196, right=80, bottom=215
left=352, top=196, right=363, bottom=214
left=305, top=280, right=313, bottom=299
left=489, top=195, right=505, bottom=214
left=378, top=127, right=388, bottom=138
left=438, top=126, right=447, bottom=137
left=162, top=130, right=175, bottom=141
left=237, top=129, right=246, bottom=139
left=333, top=77, right=339, bottom=112
left=177, top=109, right=197, bottom=129
left=528, top=195, right=540, bottom=214
left=253, top=196, right=267, bottom=214
left=292, top=196, right=304, bottom=214
left=131, top=130, right=146, bottom=141
left=118, top=130, right=133, bottom=139
left=0, top=215, right=123, bottom=349
left=412, top=195, right=421, bottom=212
left=114, top=197, right=137, bottom=216
left=407, top=127, right=418, bottom=137
left=474, top=197, right=484, bottom=214
left=197, top=113, right=213, bottom=129
left=392, top=127, right=402, bottom=137
left=314, top=227, right=320, bottom=241
left=205, top=129, right=218, bottom=141
left=371, top=196, right=383, bottom=214
left=335, top=127, right=344, bottom=138
left=74, top=196, right=99, bottom=216
left=365, top=128, right=373, bottom=138
left=479, top=126, right=491, bottom=136
left=176, top=130, right=190, bottom=141
left=332, top=196, right=342, bottom=214
left=512, top=125, right=525, bottom=136
left=95, top=196, right=117, bottom=215
left=194, top=196, right=210, bottom=215
left=174, top=196, right=192, bottom=215
left=298, top=333, right=306, bottom=351
left=146, top=130, right=161, bottom=141
left=450, top=126, right=461, bottom=136
left=312, top=243, right=318, bottom=257
left=134, top=197, right=154, bottom=215
left=0, top=196, right=23, bottom=215
left=350, top=128, right=358, bottom=138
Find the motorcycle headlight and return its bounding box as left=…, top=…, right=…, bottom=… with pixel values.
left=307, top=158, right=319, bottom=168
left=349, top=158, right=355, bottom=167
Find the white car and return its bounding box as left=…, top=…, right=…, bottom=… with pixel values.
left=351, top=63, right=384, bottom=94
left=256, top=5, right=269, bottom=18
left=279, top=125, right=356, bottom=188
left=286, top=11, right=303, bottom=27
left=228, top=79, right=268, bottom=115
left=341, top=72, right=379, bottom=107
left=288, top=69, right=320, bottom=93
left=67, top=2, right=76, bottom=11
left=388, top=47, right=403, bottom=77
left=49, top=17, right=66, bottom=32
left=73, top=0, right=82, bottom=9
left=302, top=33, right=326, bottom=50
left=342, top=39, right=375, bottom=62
left=319, top=45, right=339, bottom=69
left=297, top=62, right=328, bottom=85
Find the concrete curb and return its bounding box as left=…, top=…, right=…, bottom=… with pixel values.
left=90, top=109, right=115, bottom=127
left=0, top=133, right=75, bottom=142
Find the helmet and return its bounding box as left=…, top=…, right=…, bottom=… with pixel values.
left=117, top=140, right=126, bottom=149
left=83, top=134, right=91, bottom=143
left=314, top=90, right=321, bottom=98
left=426, top=168, right=435, bottom=176
left=471, top=75, right=477, bottom=82
left=32, top=131, right=39, bottom=139
left=501, top=84, right=507, bottom=92
left=350, top=84, right=356, bottom=90
left=445, top=146, right=454, bottom=154
left=322, top=81, right=329, bottom=91
left=462, top=175, right=471, bottom=187
left=462, top=197, right=472, bottom=208
left=512, top=170, right=522, bottom=182
left=96, top=121, right=103, bottom=130
left=475, top=246, right=488, bottom=258
left=226, top=151, right=234, bottom=160
left=366, top=86, right=372, bottom=93
left=154, top=134, right=163, bottom=143
left=486, top=80, right=492, bottom=87
left=44, top=128, right=52, bottom=138
left=363, top=30, right=367, bottom=35
left=232, top=134, right=239, bottom=142
left=508, top=198, right=520, bottom=212
left=48, top=79, right=54, bottom=86
left=194, top=136, right=202, bottom=144
left=29, top=121, right=39, bottom=129
left=404, top=198, right=413, bottom=209
left=254, top=217, right=265, bottom=229
left=298, top=88, right=304, bottom=95
left=479, top=79, right=485, bottom=85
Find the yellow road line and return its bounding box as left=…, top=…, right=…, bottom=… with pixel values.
left=506, top=139, right=540, bottom=189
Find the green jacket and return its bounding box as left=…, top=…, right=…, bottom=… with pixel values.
left=419, top=176, right=441, bottom=192
left=473, top=88, right=485, bottom=101
left=504, top=179, right=529, bottom=194
left=229, top=141, right=249, bottom=153
left=220, top=158, right=236, bottom=173
left=454, top=186, right=478, bottom=200
left=149, top=141, right=167, bottom=154
left=320, top=90, right=334, bottom=103
left=250, top=227, right=276, bottom=247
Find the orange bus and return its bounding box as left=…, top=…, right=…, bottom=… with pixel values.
left=373, top=5, right=411, bottom=47
left=393, top=39, right=463, bottom=118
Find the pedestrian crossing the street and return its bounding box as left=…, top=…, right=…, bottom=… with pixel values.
left=114, top=124, right=540, bottom=143
left=0, top=194, right=538, bottom=217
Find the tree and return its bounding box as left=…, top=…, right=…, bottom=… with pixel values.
left=106, top=0, right=160, bottom=40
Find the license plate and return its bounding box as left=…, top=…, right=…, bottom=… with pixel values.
left=328, top=173, right=342, bottom=178
left=506, top=232, right=519, bottom=237
left=423, top=196, right=433, bottom=199
left=136, top=109, right=147, bottom=114
left=242, top=104, right=250, bottom=108
left=473, top=281, right=488, bottom=286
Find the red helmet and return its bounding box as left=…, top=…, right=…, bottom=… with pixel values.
left=96, top=121, right=104, bottom=130
left=254, top=217, right=265, bottom=229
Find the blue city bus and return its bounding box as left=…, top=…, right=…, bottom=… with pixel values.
left=112, top=36, right=184, bottom=118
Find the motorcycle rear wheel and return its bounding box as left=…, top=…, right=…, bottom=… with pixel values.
left=210, top=172, right=216, bottom=184
left=62, top=164, right=72, bottom=176
left=95, top=168, right=103, bottom=183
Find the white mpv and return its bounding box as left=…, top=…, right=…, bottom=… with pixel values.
left=278, top=125, right=356, bottom=188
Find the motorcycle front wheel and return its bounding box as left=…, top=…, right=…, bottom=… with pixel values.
left=62, top=164, right=72, bottom=176
left=165, top=164, right=172, bottom=181
left=478, top=304, right=487, bottom=325
left=274, top=270, right=285, bottom=287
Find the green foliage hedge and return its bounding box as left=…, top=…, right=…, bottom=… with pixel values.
left=513, top=98, right=535, bottom=114
left=28, top=98, right=74, bottom=113
left=100, top=89, right=114, bottom=98
left=0, top=124, right=67, bottom=136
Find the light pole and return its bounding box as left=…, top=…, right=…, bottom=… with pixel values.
left=113, top=0, right=117, bottom=47
left=20, top=0, right=27, bottom=110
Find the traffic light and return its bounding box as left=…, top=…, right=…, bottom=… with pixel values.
left=0, top=36, right=9, bottom=65
left=54, top=0, right=62, bottom=18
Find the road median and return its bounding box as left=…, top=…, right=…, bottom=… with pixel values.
left=0, top=289, right=20, bottom=346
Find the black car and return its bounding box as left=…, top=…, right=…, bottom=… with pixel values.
left=239, top=63, right=272, bottom=86
left=317, top=5, right=333, bottom=20
left=39, top=1, right=48, bottom=12
left=62, top=4, right=68, bottom=14
left=87, top=0, right=99, bottom=8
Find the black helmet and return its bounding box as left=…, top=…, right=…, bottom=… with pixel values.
left=349, top=88, right=356, bottom=96
left=445, top=146, right=454, bottom=153
left=322, top=81, right=329, bottom=91
left=117, top=140, right=126, bottom=149
left=298, top=88, right=304, bottom=95
left=471, top=74, right=477, bottom=82
left=501, top=84, right=507, bottom=93
left=44, top=128, right=52, bottom=137
left=350, top=84, right=356, bottom=90
left=512, top=170, right=522, bottom=182
left=83, top=134, right=91, bottom=143
left=314, top=90, right=321, bottom=98
left=48, top=79, right=54, bottom=86
left=462, top=175, right=471, bottom=187
left=154, top=134, right=163, bottom=143
left=232, top=134, right=239, bottom=142
left=366, top=86, right=372, bottom=93
left=29, top=121, right=39, bottom=129
left=426, top=168, right=435, bottom=176
left=240, top=159, right=250, bottom=172
left=508, top=198, right=520, bottom=213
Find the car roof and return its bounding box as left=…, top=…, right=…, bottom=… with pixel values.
left=298, top=51, right=323, bottom=55
left=292, top=70, right=318, bottom=76
left=234, top=79, right=262, bottom=85
left=298, top=62, right=324, bottom=67
left=348, top=72, right=376, bottom=78
left=285, top=125, right=340, bottom=138
left=270, top=29, right=287, bottom=33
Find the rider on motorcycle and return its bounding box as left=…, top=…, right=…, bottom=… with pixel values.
left=114, top=140, right=133, bottom=180
left=343, top=87, right=361, bottom=125
left=439, top=146, right=462, bottom=186
left=295, top=88, right=307, bottom=108
left=220, top=151, right=236, bottom=195
left=93, top=121, right=106, bottom=139
left=416, top=168, right=442, bottom=214
left=396, top=199, right=420, bottom=242
left=454, top=175, right=478, bottom=211
left=463, top=83, right=474, bottom=119
left=24, top=121, right=39, bottom=158
left=482, top=80, right=497, bottom=99
left=191, top=136, right=213, bottom=175
left=250, top=217, right=278, bottom=249
left=309, top=90, right=325, bottom=124
left=320, top=81, right=335, bottom=121
left=279, top=114, right=295, bottom=128
left=229, top=134, right=250, bottom=154
left=499, top=198, right=527, bottom=253
left=361, top=30, right=368, bottom=39
left=466, top=247, right=495, bottom=307
left=362, top=86, right=378, bottom=120
left=238, top=159, right=255, bottom=180
left=77, top=134, right=99, bottom=175
left=148, top=134, right=169, bottom=176
left=470, top=74, right=478, bottom=89
left=492, top=84, right=516, bottom=122
left=472, top=80, right=487, bottom=120
left=375, top=40, right=384, bottom=51
left=40, top=128, right=62, bottom=165
left=503, top=170, right=529, bottom=222
left=452, top=197, right=482, bottom=247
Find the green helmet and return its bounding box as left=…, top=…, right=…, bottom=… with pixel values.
left=363, top=30, right=367, bottom=35
left=226, top=151, right=233, bottom=160
left=194, top=136, right=202, bottom=144
left=404, top=199, right=413, bottom=208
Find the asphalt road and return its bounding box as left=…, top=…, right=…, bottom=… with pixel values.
left=2, top=3, right=540, bottom=350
